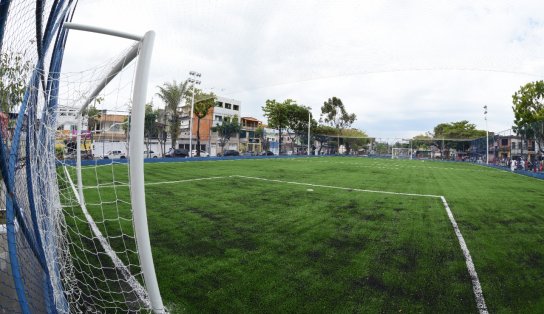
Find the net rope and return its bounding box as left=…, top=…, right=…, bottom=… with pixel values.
left=0, top=1, right=156, bottom=312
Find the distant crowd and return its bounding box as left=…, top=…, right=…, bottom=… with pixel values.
left=503, top=158, right=544, bottom=173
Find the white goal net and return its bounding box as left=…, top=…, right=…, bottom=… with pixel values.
left=0, top=1, right=164, bottom=313
left=392, top=147, right=413, bottom=159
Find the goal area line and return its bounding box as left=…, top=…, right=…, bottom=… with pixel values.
left=80, top=174, right=488, bottom=313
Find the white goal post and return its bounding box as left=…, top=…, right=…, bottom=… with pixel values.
left=64, top=23, right=165, bottom=313
left=392, top=147, right=413, bottom=159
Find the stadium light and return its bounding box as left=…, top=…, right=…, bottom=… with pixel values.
left=484, top=105, right=488, bottom=164
left=189, top=71, right=201, bottom=155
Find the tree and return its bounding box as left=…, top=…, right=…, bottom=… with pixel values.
left=320, top=97, right=356, bottom=153
left=313, top=124, right=338, bottom=155
left=192, top=90, right=216, bottom=156
left=155, top=108, right=168, bottom=156
left=144, top=104, right=158, bottom=156
left=156, top=80, right=189, bottom=149
left=0, top=52, right=31, bottom=114
left=284, top=101, right=312, bottom=153
left=512, top=80, right=544, bottom=154
left=262, top=99, right=289, bottom=154
left=432, top=121, right=486, bottom=158
left=212, top=115, right=240, bottom=155
left=412, top=133, right=433, bottom=150
left=340, top=128, right=369, bottom=154
left=255, top=125, right=270, bottom=151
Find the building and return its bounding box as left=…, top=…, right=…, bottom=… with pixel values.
left=495, top=135, right=536, bottom=161
left=239, top=117, right=262, bottom=154
left=209, top=96, right=242, bottom=156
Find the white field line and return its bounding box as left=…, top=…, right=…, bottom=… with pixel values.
left=289, top=158, right=502, bottom=173
left=62, top=166, right=151, bottom=307
left=232, top=174, right=488, bottom=314
left=81, top=176, right=227, bottom=189
left=440, top=196, right=488, bottom=314
left=76, top=173, right=489, bottom=313
left=232, top=175, right=441, bottom=198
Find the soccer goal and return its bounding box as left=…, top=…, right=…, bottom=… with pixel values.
left=392, top=147, right=413, bottom=159
left=0, top=2, right=165, bottom=313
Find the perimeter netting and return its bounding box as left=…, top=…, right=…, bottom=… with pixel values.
left=0, top=1, right=162, bottom=313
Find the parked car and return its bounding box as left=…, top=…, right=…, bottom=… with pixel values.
left=221, top=150, right=240, bottom=157
left=63, top=151, right=93, bottom=160
left=165, top=148, right=189, bottom=158
left=261, top=150, right=274, bottom=156
left=103, top=150, right=126, bottom=159
left=191, top=150, right=209, bottom=157
left=144, top=150, right=161, bottom=158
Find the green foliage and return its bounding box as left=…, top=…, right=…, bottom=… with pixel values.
left=512, top=80, right=544, bottom=128
left=192, top=90, right=216, bottom=156
left=255, top=126, right=270, bottom=151
left=433, top=120, right=485, bottom=139
left=313, top=124, right=338, bottom=154
left=341, top=128, right=370, bottom=154
left=84, top=98, right=103, bottom=132
left=512, top=81, right=544, bottom=152
left=211, top=115, right=240, bottom=152
left=263, top=99, right=316, bottom=152
left=432, top=121, right=486, bottom=155
left=412, top=133, right=433, bottom=150
left=262, top=99, right=289, bottom=131
left=320, top=97, right=357, bottom=131
left=156, top=80, right=189, bottom=149
left=145, top=103, right=158, bottom=139
left=0, top=52, right=31, bottom=113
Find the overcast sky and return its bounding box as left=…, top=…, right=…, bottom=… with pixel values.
left=62, top=0, right=544, bottom=139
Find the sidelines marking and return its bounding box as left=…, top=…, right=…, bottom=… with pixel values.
left=232, top=174, right=489, bottom=314
left=81, top=176, right=227, bottom=189
left=76, top=173, right=489, bottom=313
left=232, top=175, right=441, bottom=198
left=440, top=196, right=488, bottom=314
left=289, top=158, right=502, bottom=174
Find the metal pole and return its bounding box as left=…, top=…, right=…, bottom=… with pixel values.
left=307, top=110, right=311, bottom=156
left=484, top=105, right=489, bottom=164
left=189, top=84, right=194, bottom=154
left=188, top=73, right=201, bottom=155
left=129, top=30, right=165, bottom=313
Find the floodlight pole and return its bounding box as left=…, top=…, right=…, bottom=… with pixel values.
left=188, top=72, right=201, bottom=155
left=484, top=105, right=489, bottom=164
left=307, top=110, right=311, bottom=156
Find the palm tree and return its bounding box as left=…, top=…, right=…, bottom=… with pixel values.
left=192, top=91, right=216, bottom=156
left=156, top=80, right=189, bottom=149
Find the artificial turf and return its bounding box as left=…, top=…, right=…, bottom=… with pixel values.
left=70, top=156, right=544, bottom=313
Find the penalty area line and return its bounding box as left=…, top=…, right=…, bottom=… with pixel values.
left=232, top=174, right=488, bottom=314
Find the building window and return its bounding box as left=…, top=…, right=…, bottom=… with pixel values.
left=224, top=116, right=230, bottom=122
left=240, top=130, right=247, bottom=138
left=225, top=103, right=232, bottom=109
left=501, top=138, right=508, bottom=146
left=215, top=102, right=223, bottom=108
left=511, top=142, right=516, bottom=149
left=233, top=105, right=239, bottom=111
left=215, top=115, right=222, bottom=121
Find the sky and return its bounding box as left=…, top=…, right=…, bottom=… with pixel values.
left=61, top=0, right=544, bottom=139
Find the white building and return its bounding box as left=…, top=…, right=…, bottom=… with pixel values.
left=213, top=96, right=241, bottom=126
left=56, top=105, right=87, bottom=131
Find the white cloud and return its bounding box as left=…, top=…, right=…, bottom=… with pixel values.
left=62, top=0, right=544, bottom=138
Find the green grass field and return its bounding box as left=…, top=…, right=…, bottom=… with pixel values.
left=69, top=157, right=544, bottom=313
